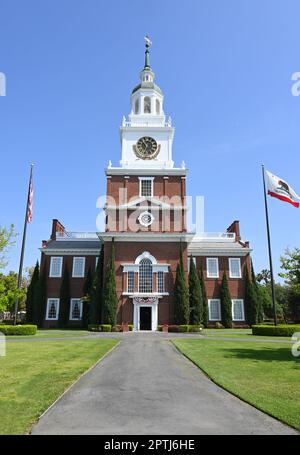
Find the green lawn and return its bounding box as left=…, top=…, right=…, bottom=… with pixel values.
left=173, top=338, right=300, bottom=431
left=0, top=338, right=118, bottom=435
left=6, top=329, right=93, bottom=339
left=202, top=328, right=292, bottom=341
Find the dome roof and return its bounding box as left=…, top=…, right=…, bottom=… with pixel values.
left=132, top=82, right=162, bottom=95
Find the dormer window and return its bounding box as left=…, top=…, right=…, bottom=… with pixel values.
left=144, top=96, right=151, bottom=113
left=135, top=98, right=139, bottom=114
left=156, top=99, right=160, bottom=114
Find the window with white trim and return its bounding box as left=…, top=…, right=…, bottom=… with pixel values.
left=139, top=258, right=153, bottom=292
left=139, top=178, right=153, bottom=197
left=127, top=271, right=134, bottom=293
left=46, top=298, right=59, bottom=320
left=229, top=258, right=242, bottom=278
left=70, top=299, right=83, bottom=321
left=72, top=257, right=85, bottom=278
left=207, top=258, right=219, bottom=278
left=208, top=299, right=221, bottom=321
left=144, top=96, right=151, bottom=113
left=232, top=299, right=245, bottom=321
left=49, top=257, right=63, bottom=277
left=157, top=271, right=164, bottom=293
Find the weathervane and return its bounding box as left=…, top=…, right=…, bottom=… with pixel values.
left=144, top=35, right=152, bottom=49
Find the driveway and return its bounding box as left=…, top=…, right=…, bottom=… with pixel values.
left=31, top=333, right=297, bottom=435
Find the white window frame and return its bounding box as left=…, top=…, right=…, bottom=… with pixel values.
left=229, top=258, right=242, bottom=279
left=232, top=299, right=245, bottom=321
left=72, top=257, right=85, bottom=278
left=139, top=177, right=154, bottom=197
left=46, top=298, right=60, bottom=320
left=157, top=271, right=165, bottom=293
left=127, top=271, right=135, bottom=293
left=208, top=299, right=221, bottom=321
left=69, top=299, right=83, bottom=321
left=206, top=258, right=219, bottom=278
left=49, top=257, right=63, bottom=278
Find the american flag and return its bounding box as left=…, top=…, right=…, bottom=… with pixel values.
left=27, top=169, right=33, bottom=223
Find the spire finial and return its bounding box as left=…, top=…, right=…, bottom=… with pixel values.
left=144, top=35, right=152, bottom=69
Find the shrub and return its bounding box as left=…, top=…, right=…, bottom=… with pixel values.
left=112, top=325, right=122, bottom=332
left=88, top=324, right=112, bottom=332
left=0, top=325, right=37, bottom=336
left=128, top=324, right=134, bottom=331
left=188, top=324, right=203, bottom=333
left=252, top=324, right=300, bottom=337
left=214, top=322, right=224, bottom=329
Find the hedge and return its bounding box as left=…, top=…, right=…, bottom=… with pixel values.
left=158, top=324, right=203, bottom=333
left=0, top=325, right=37, bottom=336
left=88, top=324, right=112, bottom=332
left=252, top=324, right=300, bottom=337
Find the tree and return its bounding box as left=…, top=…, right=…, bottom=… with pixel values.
left=251, top=262, right=264, bottom=323
left=256, top=269, right=271, bottom=285
left=103, top=240, right=118, bottom=326
left=33, top=264, right=47, bottom=327
left=220, top=272, right=232, bottom=328
left=26, top=261, right=39, bottom=323
left=244, top=265, right=259, bottom=326
left=0, top=224, right=16, bottom=270
left=189, top=256, right=203, bottom=325
left=0, top=272, right=26, bottom=313
left=89, top=245, right=104, bottom=324
left=174, top=244, right=189, bottom=325
left=279, top=248, right=300, bottom=295
left=199, top=267, right=208, bottom=327
left=82, top=266, right=93, bottom=328
left=58, top=264, right=70, bottom=328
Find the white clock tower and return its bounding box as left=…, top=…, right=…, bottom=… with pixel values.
left=118, top=37, right=175, bottom=170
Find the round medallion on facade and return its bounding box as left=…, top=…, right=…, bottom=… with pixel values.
left=134, top=136, right=160, bottom=160
left=138, top=211, right=155, bottom=227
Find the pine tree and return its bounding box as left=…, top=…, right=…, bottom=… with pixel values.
left=89, top=245, right=104, bottom=324
left=82, top=266, right=93, bottom=328
left=174, top=244, right=189, bottom=324
left=244, top=265, right=259, bottom=326
left=251, top=261, right=264, bottom=323
left=189, top=256, right=203, bottom=325
left=33, top=264, right=47, bottom=327
left=58, top=264, right=70, bottom=328
left=26, top=261, right=39, bottom=323
left=199, top=266, right=208, bottom=327
left=103, top=240, right=118, bottom=326
left=220, top=272, right=233, bottom=328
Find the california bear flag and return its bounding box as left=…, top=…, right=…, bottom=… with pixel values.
left=265, top=170, right=300, bottom=208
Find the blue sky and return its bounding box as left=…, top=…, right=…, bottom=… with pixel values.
left=0, top=0, right=299, bottom=279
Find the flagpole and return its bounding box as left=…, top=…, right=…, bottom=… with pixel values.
left=14, top=164, right=34, bottom=325
left=261, top=164, right=277, bottom=326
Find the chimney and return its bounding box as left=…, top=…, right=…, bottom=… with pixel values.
left=51, top=219, right=65, bottom=240
left=227, top=220, right=241, bottom=242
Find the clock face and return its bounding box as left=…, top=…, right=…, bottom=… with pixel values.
left=134, top=136, right=159, bottom=160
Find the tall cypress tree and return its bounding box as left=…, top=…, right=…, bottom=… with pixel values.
left=89, top=244, right=104, bottom=324
left=26, top=261, right=39, bottom=323
left=103, top=240, right=118, bottom=326
left=251, top=261, right=264, bottom=323
left=220, top=272, right=233, bottom=328
left=82, top=266, right=93, bottom=328
left=174, top=243, right=189, bottom=324
left=189, top=256, right=203, bottom=324
left=58, top=264, right=70, bottom=328
left=244, top=265, right=259, bottom=326
left=33, top=264, right=47, bottom=327
left=199, top=266, right=208, bottom=327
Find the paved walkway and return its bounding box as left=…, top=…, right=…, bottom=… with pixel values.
left=31, top=333, right=297, bottom=435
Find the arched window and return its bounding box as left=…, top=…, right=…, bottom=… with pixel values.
left=144, top=96, right=151, bottom=113
left=139, top=258, right=153, bottom=292
left=156, top=99, right=160, bottom=114
left=135, top=98, right=139, bottom=114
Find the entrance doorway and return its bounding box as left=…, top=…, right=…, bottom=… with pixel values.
left=139, top=307, right=152, bottom=331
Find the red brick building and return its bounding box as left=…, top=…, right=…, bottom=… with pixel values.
left=40, top=42, right=252, bottom=330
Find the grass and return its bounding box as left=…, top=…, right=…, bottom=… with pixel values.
left=0, top=338, right=118, bottom=434
left=202, top=328, right=292, bottom=341
left=173, top=338, right=300, bottom=431
left=6, top=329, right=92, bottom=339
